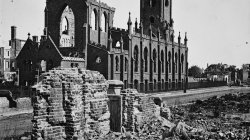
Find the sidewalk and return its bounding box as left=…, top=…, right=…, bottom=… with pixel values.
left=151, top=86, right=250, bottom=105
left=0, top=108, right=33, bottom=119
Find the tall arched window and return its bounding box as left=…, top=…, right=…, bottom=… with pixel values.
left=175, top=53, right=178, bottom=73
left=162, top=79, right=165, bottom=90
left=161, top=50, right=164, bottom=73
left=115, top=56, right=119, bottom=71
left=60, top=5, right=75, bottom=47
left=144, top=48, right=148, bottom=72
left=101, top=13, right=107, bottom=32
left=91, top=9, right=98, bottom=30
left=153, top=49, right=157, bottom=73
left=181, top=54, right=184, bottom=73
left=168, top=51, right=171, bottom=73
left=134, top=46, right=139, bottom=72
left=125, top=57, right=128, bottom=72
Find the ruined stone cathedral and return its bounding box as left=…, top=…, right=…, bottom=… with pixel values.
left=17, top=0, right=188, bottom=92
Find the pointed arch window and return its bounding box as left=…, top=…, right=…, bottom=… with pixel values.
left=125, top=57, right=128, bottom=72
left=168, top=51, right=171, bottom=73
left=115, top=56, right=119, bottom=71
left=91, top=9, right=98, bottom=30
left=60, top=5, right=75, bottom=47
left=181, top=54, right=184, bottom=73
left=161, top=50, right=164, bottom=73
left=162, top=79, right=165, bottom=90
left=134, top=46, right=139, bottom=72
left=175, top=53, right=178, bottom=73
left=153, top=49, right=157, bottom=73
left=101, top=12, right=107, bottom=32
left=144, top=47, right=148, bottom=72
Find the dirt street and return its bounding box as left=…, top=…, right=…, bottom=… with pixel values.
left=0, top=112, right=32, bottom=139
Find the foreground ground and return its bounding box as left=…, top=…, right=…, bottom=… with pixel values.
left=0, top=87, right=250, bottom=139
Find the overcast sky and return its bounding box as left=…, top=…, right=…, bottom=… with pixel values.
left=0, top=0, right=250, bottom=68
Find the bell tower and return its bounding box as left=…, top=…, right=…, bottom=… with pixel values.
left=140, top=0, right=173, bottom=37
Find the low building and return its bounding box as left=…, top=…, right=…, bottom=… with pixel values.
left=16, top=35, right=85, bottom=86
left=207, top=72, right=231, bottom=83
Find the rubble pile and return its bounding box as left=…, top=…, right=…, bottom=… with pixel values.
left=101, top=92, right=250, bottom=140
left=32, top=68, right=110, bottom=140
left=170, top=93, right=250, bottom=139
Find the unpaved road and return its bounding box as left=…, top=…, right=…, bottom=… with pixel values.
left=0, top=111, right=32, bottom=139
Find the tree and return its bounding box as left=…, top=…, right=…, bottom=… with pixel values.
left=188, top=65, right=202, bottom=78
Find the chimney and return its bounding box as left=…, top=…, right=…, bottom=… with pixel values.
left=11, top=26, right=17, bottom=40
left=32, top=36, right=38, bottom=42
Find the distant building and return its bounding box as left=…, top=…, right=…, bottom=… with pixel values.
left=242, top=64, right=250, bottom=83
left=0, top=44, right=12, bottom=81
left=0, top=26, right=25, bottom=81
left=17, top=0, right=189, bottom=92
left=205, top=63, right=231, bottom=83
left=207, top=73, right=230, bottom=83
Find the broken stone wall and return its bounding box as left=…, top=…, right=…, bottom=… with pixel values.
left=121, top=89, right=160, bottom=132
left=32, top=68, right=110, bottom=140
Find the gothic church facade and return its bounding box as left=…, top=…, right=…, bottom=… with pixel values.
left=17, top=0, right=188, bottom=92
